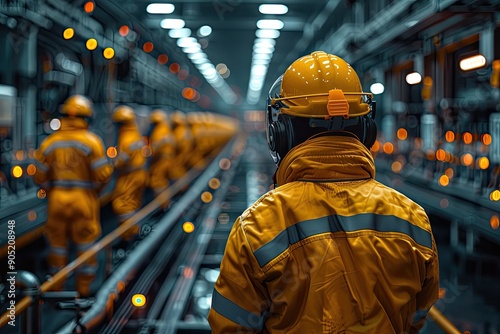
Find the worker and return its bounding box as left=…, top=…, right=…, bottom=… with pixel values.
left=33, top=94, right=113, bottom=297
left=148, top=109, right=176, bottom=207
left=208, top=51, right=439, bottom=333
left=111, top=105, right=147, bottom=242
left=169, top=110, right=193, bottom=183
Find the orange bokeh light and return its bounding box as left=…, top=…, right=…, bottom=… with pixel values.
left=169, top=63, right=180, bottom=73
left=461, top=153, right=473, bottom=166
left=383, top=142, right=394, bottom=154
left=445, top=131, right=455, bottom=143
left=143, top=42, right=154, bottom=53
left=84, top=1, right=95, bottom=13
left=396, top=128, right=408, bottom=141
left=462, top=132, right=473, bottom=144
left=439, top=175, right=449, bottom=187
left=182, top=87, right=196, bottom=100
left=178, top=69, right=189, bottom=80
left=491, top=215, right=499, bottom=230
left=107, top=147, right=118, bottom=158
left=436, top=149, right=446, bottom=161
left=119, top=25, right=129, bottom=37
left=481, top=133, right=492, bottom=146
left=477, top=157, right=489, bottom=170
left=158, top=54, right=169, bottom=65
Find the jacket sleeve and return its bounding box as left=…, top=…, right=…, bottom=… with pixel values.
left=208, top=217, right=270, bottom=334
left=33, top=143, right=50, bottom=188
left=410, top=237, right=440, bottom=333
left=89, top=136, right=113, bottom=190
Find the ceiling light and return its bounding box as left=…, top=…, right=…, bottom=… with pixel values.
left=192, top=57, right=209, bottom=64
left=188, top=52, right=207, bottom=60
left=198, top=25, right=212, bottom=37
left=459, top=54, right=486, bottom=71
left=259, top=4, right=288, bottom=15
left=254, top=41, right=275, bottom=49
left=406, top=72, right=422, bottom=85
left=183, top=46, right=201, bottom=53
left=255, top=29, right=280, bottom=38
left=256, top=19, right=284, bottom=30
left=253, top=46, right=274, bottom=53
left=253, top=53, right=272, bottom=60
left=147, top=3, right=175, bottom=14
left=168, top=28, right=191, bottom=38
left=177, top=37, right=197, bottom=47
left=370, top=83, right=385, bottom=94
left=160, top=19, right=185, bottom=29
left=254, top=38, right=276, bottom=46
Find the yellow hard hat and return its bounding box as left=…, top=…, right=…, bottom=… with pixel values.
left=112, top=105, right=135, bottom=123
left=60, top=95, right=93, bottom=117
left=171, top=110, right=187, bottom=126
left=150, top=109, right=167, bottom=124
left=272, top=51, right=373, bottom=118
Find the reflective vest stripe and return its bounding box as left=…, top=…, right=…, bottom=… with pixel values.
left=77, top=263, right=98, bottom=275
left=91, top=157, right=109, bottom=170
left=117, top=151, right=130, bottom=163
left=75, top=242, right=95, bottom=252
left=34, top=159, right=49, bottom=172
left=211, top=289, right=266, bottom=330
left=253, top=213, right=433, bottom=267
left=44, top=140, right=92, bottom=156
left=50, top=246, right=68, bottom=256
left=129, top=139, right=145, bottom=151
left=52, top=180, right=95, bottom=189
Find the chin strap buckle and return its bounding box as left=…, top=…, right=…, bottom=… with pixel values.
left=327, top=89, right=349, bottom=119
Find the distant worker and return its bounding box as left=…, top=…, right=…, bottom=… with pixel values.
left=169, top=110, right=193, bottom=183
left=209, top=52, right=439, bottom=333
left=111, top=105, right=147, bottom=242
left=148, top=109, right=176, bottom=206
left=33, top=94, right=113, bottom=297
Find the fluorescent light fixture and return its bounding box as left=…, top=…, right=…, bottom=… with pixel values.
left=168, top=28, right=191, bottom=38
left=188, top=52, right=207, bottom=60
left=197, top=63, right=213, bottom=70
left=254, top=41, right=275, bottom=49
left=251, top=65, right=267, bottom=76
left=252, top=58, right=270, bottom=65
left=259, top=4, right=288, bottom=15
left=254, top=38, right=276, bottom=46
left=183, top=46, right=201, bottom=53
left=198, top=25, right=212, bottom=37
left=253, top=46, right=274, bottom=54
left=191, top=57, right=209, bottom=64
left=147, top=3, right=175, bottom=14
left=255, top=29, right=280, bottom=39
left=161, top=19, right=185, bottom=29
left=256, top=19, right=284, bottom=30
left=253, top=53, right=272, bottom=60
left=459, top=54, right=486, bottom=71
left=177, top=37, right=197, bottom=47
left=406, top=72, right=422, bottom=85
left=370, top=83, right=385, bottom=95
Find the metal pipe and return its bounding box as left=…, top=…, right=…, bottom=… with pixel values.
left=428, top=306, right=462, bottom=334
left=15, top=270, right=41, bottom=334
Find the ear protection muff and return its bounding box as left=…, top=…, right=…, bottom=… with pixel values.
left=360, top=115, right=377, bottom=148
left=267, top=113, right=294, bottom=163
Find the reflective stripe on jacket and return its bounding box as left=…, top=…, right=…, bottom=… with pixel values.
left=209, top=135, right=439, bottom=334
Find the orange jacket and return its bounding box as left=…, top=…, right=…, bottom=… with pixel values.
left=209, top=136, right=439, bottom=334
left=34, top=117, right=113, bottom=192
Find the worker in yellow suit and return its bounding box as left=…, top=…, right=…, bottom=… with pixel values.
left=169, top=110, right=193, bottom=183
left=33, top=94, right=113, bottom=297
left=148, top=109, right=176, bottom=207
left=111, top=105, right=147, bottom=242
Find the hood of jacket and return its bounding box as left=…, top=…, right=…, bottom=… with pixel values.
left=275, top=135, right=375, bottom=187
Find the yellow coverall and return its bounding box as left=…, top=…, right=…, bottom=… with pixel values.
left=148, top=119, right=176, bottom=199
left=209, top=136, right=439, bottom=334
left=34, top=117, right=113, bottom=297
left=170, top=113, right=193, bottom=182
left=111, top=122, right=147, bottom=241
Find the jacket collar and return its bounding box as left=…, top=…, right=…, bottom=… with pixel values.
left=60, top=117, right=88, bottom=130
left=275, top=135, right=375, bottom=187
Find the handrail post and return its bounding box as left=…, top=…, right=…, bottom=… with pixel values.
left=15, top=270, right=41, bottom=334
